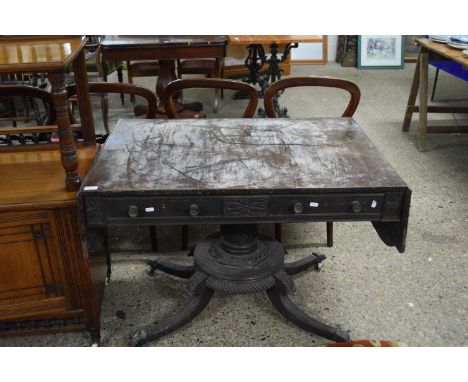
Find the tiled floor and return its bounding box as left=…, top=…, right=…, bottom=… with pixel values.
left=2, top=62, right=467, bottom=346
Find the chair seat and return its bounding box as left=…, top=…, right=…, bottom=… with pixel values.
left=87, top=60, right=123, bottom=74
left=179, top=59, right=217, bottom=75
left=129, top=61, right=160, bottom=76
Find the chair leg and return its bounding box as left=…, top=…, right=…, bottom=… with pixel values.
left=213, top=88, right=219, bottom=113
left=181, top=225, right=189, bottom=250
left=127, top=61, right=135, bottom=104
left=99, top=94, right=109, bottom=134
left=430, top=67, right=439, bottom=102
left=69, top=100, right=76, bottom=124
left=117, top=67, right=124, bottom=105
left=8, top=98, right=17, bottom=127
left=326, top=222, right=333, bottom=247
left=274, top=223, right=282, bottom=242
left=149, top=226, right=158, bottom=252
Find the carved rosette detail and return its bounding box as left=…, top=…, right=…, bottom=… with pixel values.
left=223, top=197, right=269, bottom=218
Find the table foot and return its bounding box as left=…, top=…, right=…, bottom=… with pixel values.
left=146, top=257, right=195, bottom=279
left=132, top=272, right=213, bottom=346
left=267, top=270, right=350, bottom=343
left=285, top=252, right=326, bottom=275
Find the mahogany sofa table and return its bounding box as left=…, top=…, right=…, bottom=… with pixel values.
left=100, top=35, right=227, bottom=118
left=78, top=117, right=411, bottom=346
left=402, top=38, right=468, bottom=151
left=0, top=36, right=95, bottom=191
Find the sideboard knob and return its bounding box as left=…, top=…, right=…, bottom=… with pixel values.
left=128, top=205, right=139, bottom=218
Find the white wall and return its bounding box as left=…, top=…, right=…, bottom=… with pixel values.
left=327, top=35, right=338, bottom=61
left=291, top=36, right=339, bottom=62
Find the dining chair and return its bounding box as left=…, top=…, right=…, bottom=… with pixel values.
left=67, top=81, right=158, bottom=144
left=127, top=58, right=223, bottom=111
left=0, top=73, right=49, bottom=127
left=163, top=78, right=258, bottom=250
left=127, top=60, right=160, bottom=104
left=0, top=84, right=56, bottom=146
left=264, top=76, right=361, bottom=247
left=67, top=42, right=126, bottom=134
left=164, top=77, right=257, bottom=118
left=176, top=57, right=224, bottom=112
left=67, top=82, right=158, bottom=279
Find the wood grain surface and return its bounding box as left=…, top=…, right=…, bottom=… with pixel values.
left=0, top=36, right=86, bottom=73
left=0, top=146, right=97, bottom=208
left=417, top=38, right=468, bottom=68
left=228, top=35, right=323, bottom=45
left=82, top=118, right=407, bottom=195
left=101, top=35, right=227, bottom=47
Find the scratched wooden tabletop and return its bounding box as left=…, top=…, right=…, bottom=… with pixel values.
left=81, top=118, right=407, bottom=195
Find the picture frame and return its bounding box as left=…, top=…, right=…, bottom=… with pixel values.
left=357, top=35, right=405, bottom=69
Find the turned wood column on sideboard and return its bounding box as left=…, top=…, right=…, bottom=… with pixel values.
left=0, top=35, right=95, bottom=191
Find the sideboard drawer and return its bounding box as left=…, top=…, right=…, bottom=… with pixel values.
left=270, top=193, right=385, bottom=218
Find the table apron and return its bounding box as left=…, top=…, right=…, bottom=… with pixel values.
left=101, top=45, right=226, bottom=62
left=82, top=192, right=405, bottom=227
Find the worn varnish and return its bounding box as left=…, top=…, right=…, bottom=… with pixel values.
left=0, top=36, right=86, bottom=73
left=82, top=118, right=407, bottom=194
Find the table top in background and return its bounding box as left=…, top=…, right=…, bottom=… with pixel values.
left=81, top=118, right=407, bottom=195
left=0, top=36, right=87, bottom=73
left=101, top=35, right=227, bottom=47
left=417, top=38, right=468, bottom=68
left=228, top=35, right=323, bottom=45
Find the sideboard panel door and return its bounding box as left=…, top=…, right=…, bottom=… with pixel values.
left=0, top=211, right=69, bottom=319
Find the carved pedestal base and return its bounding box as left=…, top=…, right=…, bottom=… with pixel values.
left=133, top=225, right=349, bottom=346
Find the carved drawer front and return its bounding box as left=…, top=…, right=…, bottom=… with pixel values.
left=0, top=211, right=69, bottom=319
left=270, top=193, right=385, bottom=219
left=101, top=196, right=223, bottom=224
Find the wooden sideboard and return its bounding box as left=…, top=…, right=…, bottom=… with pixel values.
left=0, top=36, right=105, bottom=344
left=0, top=146, right=106, bottom=343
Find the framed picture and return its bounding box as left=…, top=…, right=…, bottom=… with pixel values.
left=357, top=35, right=404, bottom=69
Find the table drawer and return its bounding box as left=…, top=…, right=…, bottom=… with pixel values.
left=270, top=193, right=385, bottom=218
left=83, top=192, right=403, bottom=226
left=103, top=196, right=223, bottom=223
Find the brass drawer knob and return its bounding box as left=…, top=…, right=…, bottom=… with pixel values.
left=189, top=204, right=199, bottom=216
left=128, top=205, right=139, bottom=218
left=293, top=202, right=303, bottom=214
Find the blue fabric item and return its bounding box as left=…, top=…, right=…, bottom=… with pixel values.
left=427, top=34, right=468, bottom=82
left=430, top=61, right=468, bottom=82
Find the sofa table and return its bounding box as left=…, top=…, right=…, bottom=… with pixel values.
left=78, top=118, right=411, bottom=346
